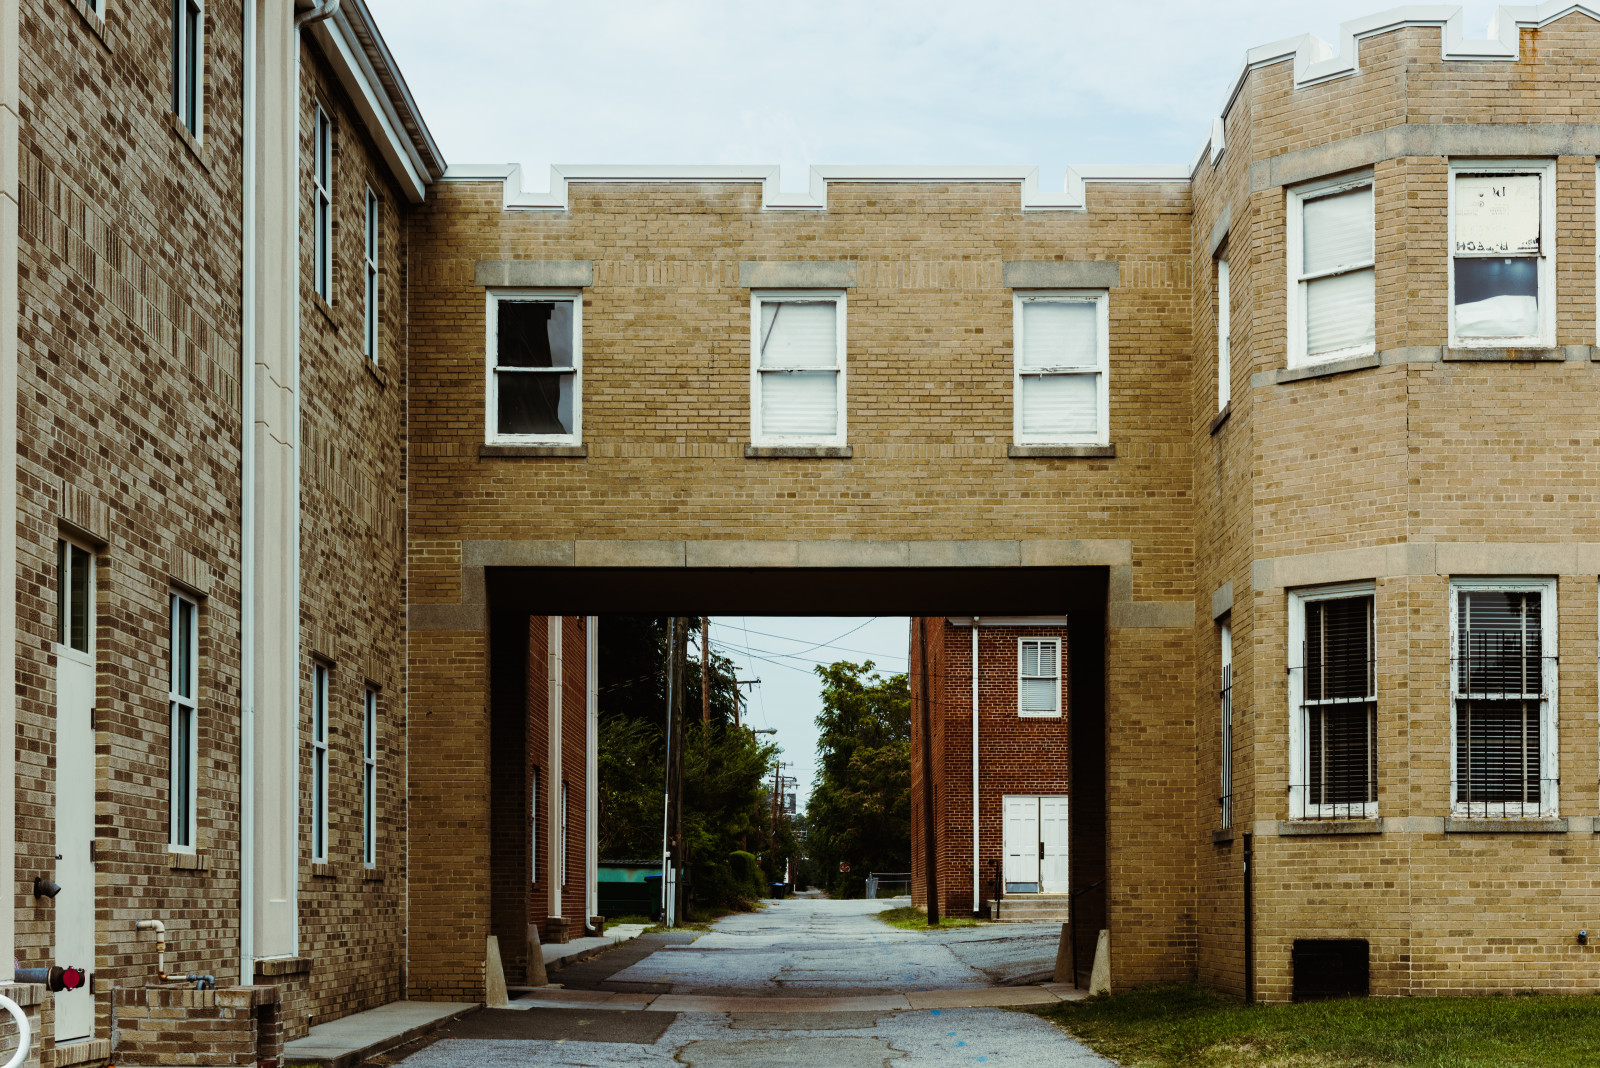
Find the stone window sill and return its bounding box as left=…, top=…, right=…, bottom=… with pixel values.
left=479, top=444, right=587, bottom=459
left=1211, top=827, right=1235, bottom=844
left=255, top=956, right=313, bottom=979
left=744, top=444, right=852, bottom=459
left=1444, top=816, right=1567, bottom=834
left=1007, top=444, right=1116, bottom=459
left=1444, top=346, right=1582, bottom=362
left=1270, top=352, right=1379, bottom=385
left=1208, top=404, right=1231, bottom=436
left=1277, top=818, right=1382, bottom=836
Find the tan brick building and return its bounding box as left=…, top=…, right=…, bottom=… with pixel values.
left=8, top=4, right=1600, bottom=1064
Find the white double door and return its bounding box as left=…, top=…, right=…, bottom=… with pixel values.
left=1002, top=795, right=1069, bottom=894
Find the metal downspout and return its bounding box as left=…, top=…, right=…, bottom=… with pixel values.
left=239, top=0, right=258, bottom=989
left=294, top=0, right=341, bottom=30
left=971, top=620, right=979, bottom=915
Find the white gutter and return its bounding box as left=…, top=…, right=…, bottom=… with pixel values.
left=289, top=13, right=306, bottom=961
left=0, top=0, right=19, bottom=987
left=585, top=616, right=598, bottom=932
left=970, top=620, right=980, bottom=915
left=239, top=0, right=258, bottom=989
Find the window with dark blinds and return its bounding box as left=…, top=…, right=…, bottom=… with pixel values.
left=1454, top=589, right=1547, bottom=813
left=1298, top=594, right=1376, bottom=816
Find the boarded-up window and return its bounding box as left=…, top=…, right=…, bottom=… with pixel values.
left=1453, top=171, right=1545, bottom=341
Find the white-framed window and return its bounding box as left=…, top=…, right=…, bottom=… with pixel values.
left=313, top=105, right=333, bottom=302
left=56, top=538, right=93, bottom=655
left=1018, top=638, right=1062, bottom=717
left=1287, top=173, right=1374, bottom=367
left=362, top=687, right=377, bottom=868
left=1449, top=160, right=1555, bottom=348
left=530, top=765, right=539, bottom=884
left=170, top=0, right=203, bottom=137
left=1219, top=619, right=1233, bottom=828
left=364, top=188, right=379, bottom=362
left=558, top=781, right=569, bottom=887
left=486, top=290, right=582, bottom=444
left=169, top=593, right=199, bottom=851
left=1451, top=577, right=1557, bottom=818
left=1215, top=257, right=1231, bottom=412
left=1012, top=291, right=1110, bottom=445
left=311, top=662, right=329, bottom=863
left=750, top=291, right=847, bottom=446
left=88, top=0, right=106, bottom=18
left=1288, top=583, right=1377, bottom=819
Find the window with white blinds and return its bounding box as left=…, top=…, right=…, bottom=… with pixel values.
left=1216, top=257, right=1231, bottom=412
left=1289, top=176, right=1374, bottom=366
left=1012, top=293, right=1109, bottom=445
left=751, top=293, right=846, bottom=444
left=1288, top=583, right=1377, bottom=820
left=1018, top=638, right=1061, bottom=717
left=1450, top=163, right=1553, bottom=346
left=1451, top=580, right=1557, bottom=818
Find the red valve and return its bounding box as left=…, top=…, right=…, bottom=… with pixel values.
left=59, top=966, right=85, bottom=992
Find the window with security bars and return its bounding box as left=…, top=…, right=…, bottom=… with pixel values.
left=1290, top=590, right=1376, bottom=819
left=1219, top=621, right=1233, bottom=828
left=1452, top=584, right=1556, bottom=817
left=1018, top=638, right=1061, bottom=717
left=1290, top=175, right=1374, bottom=367
left=752, top=293, right=845, bottom=445
left=488, top=292, right=581, bottom=443
left=1013, top=293, right=1109, bottom=445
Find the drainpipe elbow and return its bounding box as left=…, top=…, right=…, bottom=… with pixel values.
left=294, top=0, right=342, bottom=30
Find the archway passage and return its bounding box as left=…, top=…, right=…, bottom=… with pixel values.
left=483, top=566, right=1108, bottom=989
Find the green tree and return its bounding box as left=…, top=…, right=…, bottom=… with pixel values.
left=805, top=660, right=911, bottom=898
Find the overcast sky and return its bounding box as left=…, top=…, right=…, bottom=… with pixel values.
left=373, top=1, right=1505, bottom=193
left=708, top=617, right=909, bottom=811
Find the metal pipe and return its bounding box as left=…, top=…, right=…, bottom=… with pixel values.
left=239, top=0, right=257, bottom=993
left=1242, top=832, right=1254, bottom=1004
left=970, top=619, right=980, bottom=915
left=917, top=619, right=939, bottom=925
left=293, top=0, right=341, bottom=30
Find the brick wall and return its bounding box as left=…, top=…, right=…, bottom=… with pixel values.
left=111, top=985, right=280, bottom=1068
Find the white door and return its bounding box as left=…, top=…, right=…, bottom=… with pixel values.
left=55, top=540, right=96, bottom=1043
left=1002, top=796, right=1040, bottom=892
left=1040, top=796, right=1070, bottom=893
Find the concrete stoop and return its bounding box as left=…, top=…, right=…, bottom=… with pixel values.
left=282, top=1000, right=480, bottom=1068
left=988, top=894, right=1072, bottom=922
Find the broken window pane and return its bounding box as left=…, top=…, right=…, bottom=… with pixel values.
left=498, top=301, right=574, bottom=369
left=498, top=371, right=573, bottom=435
left=1455, top=174, right=1540, bottom=255
left=1454, top=257, right=1538, bottom=339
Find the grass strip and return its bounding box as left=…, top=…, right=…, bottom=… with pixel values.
left=1031, top=983, right=1600, bottom=1068
left=875, top=906, right=984, bottom=931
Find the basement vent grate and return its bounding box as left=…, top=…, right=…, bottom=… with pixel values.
left=1292, top=938, right=1369, bottom=1001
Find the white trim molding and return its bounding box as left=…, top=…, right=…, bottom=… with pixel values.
left=440, top=162, right=1190, bottom=214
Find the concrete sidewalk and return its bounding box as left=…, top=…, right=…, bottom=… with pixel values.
left=542, top=922, right=651, bottom=969
left=283, top=1000, right=478, bottom=1068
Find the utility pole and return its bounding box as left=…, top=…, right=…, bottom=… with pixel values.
left=701, top=617, right=710, bottom=726
left=733, top=679, right=759, bottom=730
left=671, top=617, right=688, bottom=922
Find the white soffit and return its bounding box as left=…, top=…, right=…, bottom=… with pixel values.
left=438, top=163, right=1191, bottom=213
left=310, top=11, right=431, bottom=203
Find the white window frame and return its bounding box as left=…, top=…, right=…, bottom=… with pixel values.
left=362, top=687, right=378, bottom=868
left=1219, top=619, right=1233, bottom=828
left=171, top=0, right=203, bottom=138
left=485, top=289, right=583, bottom=446
left=1287, top=581, right=1378, bottom=820
left=169, top=593, right=199, bottom=852
left=313, top=105, right=332, bottom=302
left=1449, top=576, right=1558, bottom=818
left=1011, top=290, right=1110, bottom=446
left=1286, top=172, right=1375, bottom=368
left=364, top=187, right=379, bottom=363
left=311, top=662, right=330, bottom=863
left=749, top=290, right=848, bottom=447
left=88, top=0, right=107, bottom=18
left=558, top=781, right=569, bottom=888
left=1215, top=257, right=1231, bottom=412
left=56, top=537, right=94, bottom=657
left=1448, top=159, right=1556, bottom=349
left=1017, top=637, right=1062, bottom=718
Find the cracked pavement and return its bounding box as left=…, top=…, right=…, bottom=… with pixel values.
left=391, top=896, right=1114, bottom=1066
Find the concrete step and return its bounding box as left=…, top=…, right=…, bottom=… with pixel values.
left=988, top=896, right=1072, bottom=923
